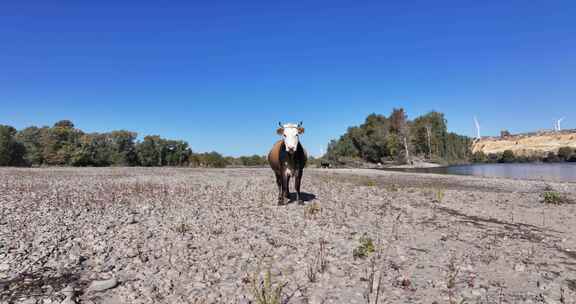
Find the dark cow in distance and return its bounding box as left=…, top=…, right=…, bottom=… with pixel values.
left=268, top=122, right=308, bottom=205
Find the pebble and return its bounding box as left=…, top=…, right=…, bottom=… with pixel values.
left=87, top=278, right=119, bottom=292
left=60, top=285, right=74, bottom=297
left=126, top=248, right=139, bottom=258
left=0, top=262, right=10, bottom=272
left=60, top=298, right=75, bottom=304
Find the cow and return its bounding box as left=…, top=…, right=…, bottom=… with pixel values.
left=268, top=122, right=308, bottom=205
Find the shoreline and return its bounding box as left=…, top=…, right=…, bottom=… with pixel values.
left=312, top=168, right=576, bottom=194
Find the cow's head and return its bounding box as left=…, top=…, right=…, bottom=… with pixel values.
left=277, top=122, right=304, bottom=154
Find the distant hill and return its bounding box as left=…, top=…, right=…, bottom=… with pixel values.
left=472, top=129, right=576, bottom=157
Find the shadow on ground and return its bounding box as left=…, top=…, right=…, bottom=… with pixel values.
left=0, top=268, right=82, bottom=302
left=285, top=192, right=316, bottom=203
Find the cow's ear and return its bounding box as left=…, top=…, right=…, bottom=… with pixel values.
left=276, top=128, right=284, bottom=135
left=298, top=127, right=305, bottom=134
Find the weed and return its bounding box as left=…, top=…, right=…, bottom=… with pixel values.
left=391, top=213, right=402, bottom=241
left=306, top=262, right=317, bottom=283
left=173, top=222, right=191, bottom=235
left=363, top=257, right=385, bottom=304
left=433, top=187, right=445, bottom=203
left=318, top=239, right=328, bottom=273
left=306, top=239, right=328, bottom=282
left=385, top=183, right=399, bottom=192
left=304, top=202, right=322, bottom=219
left=541, top=190, right=565, bottom=205
left=250, top=266, right=286, bottom=304
left=446, top=255, right=465, bottom=304
left=355, top=176, right=377, bottom=187
left=353, top=234, right=375, bottom=259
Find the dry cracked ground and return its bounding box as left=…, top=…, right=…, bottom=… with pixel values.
left=1, top=167, right=576, bottom=304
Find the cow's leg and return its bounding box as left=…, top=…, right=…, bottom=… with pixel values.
left=275, top=173, right=283, bottom=205
left=295, top=169, right=303, bottom=204
left=285, top=174, right=291, bottom=199
left=282, top=173, right=290, bottom=202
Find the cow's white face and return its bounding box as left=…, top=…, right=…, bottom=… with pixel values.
left=277, top=123, right=304, bottom=154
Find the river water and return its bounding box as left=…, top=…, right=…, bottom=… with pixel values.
left=382, top=163, right=576, bottom=183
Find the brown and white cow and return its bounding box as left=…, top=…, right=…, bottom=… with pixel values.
left=268, top=122, right=307, bottom=204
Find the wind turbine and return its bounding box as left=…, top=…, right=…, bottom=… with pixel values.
left=473, top=116, right=481, bottom=139
left=556, top=117, right=565, bottom=131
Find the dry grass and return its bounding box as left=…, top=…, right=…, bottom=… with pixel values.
left=306, top=238, right=328, bottom=283
left=303, top=202, right=322, bottom=219
left=250, top=266, right=286, bottom=304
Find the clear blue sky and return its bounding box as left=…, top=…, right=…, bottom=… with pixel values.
left=1, top=1, right=575, bottom=156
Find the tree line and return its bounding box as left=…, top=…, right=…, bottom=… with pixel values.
left=0, top=120, right=268, bottom=167
left=471, top=147, right=576, bottom=163
left=325, top=109, right=472, bottom=165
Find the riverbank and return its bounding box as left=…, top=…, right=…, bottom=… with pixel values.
left=385, top=160, right=444, bottom=169
left=376, top=162, right=576, bottom=183
left=1, top=167, right=575, bottom=303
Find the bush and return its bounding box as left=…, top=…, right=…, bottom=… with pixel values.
left=471, top=151, right=487, bottom=163
left=541, top=191, right=565, bottom=205
left=544, top=152, right=561, bottom=163
left=0, top=125, right=27, bottom=166
left=487, top=153, right=500, bottom=163
left=190, top=152, right=228, bottom=168
left=557, top=147, right=574, bottom=162
left=500, top=150, right=516, bottom=163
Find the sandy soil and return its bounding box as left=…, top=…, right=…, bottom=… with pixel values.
left=386, top=161, right=442, bottom=169
left=472, top=131, right=576, bottom=157
left=1, top=167, right=576, bottom=304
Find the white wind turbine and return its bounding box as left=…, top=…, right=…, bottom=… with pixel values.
left=555, top=117, right=565, bottom=131
left=473, top=116, right=481, bottom=139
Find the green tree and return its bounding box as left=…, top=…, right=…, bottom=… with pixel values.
left=471, top=151, right=487, bottom=163
left=15, top=127, right=45, bottom=165
left=108, top=131, right=139, bottom=166
left=71, top=133, right=115, bottom=166
left=389, top=108, right=410, bottom=162
left=444, top=133, right=472, bottom=162
left=410, top=111, right=448, bottom=159
left=137, top=135, right=162, bottom=166
left=0, top=125, right=26, bottom=166
left=557, top=147, right=574, bottom=162
left=239, top=154, right=267, bottom=166
left=325, top=110, right=471, bottom=165
left=326, top=134, right=360, bottom=163
left=41, top=121, right=83, bottom=165
left=192, top=152, right=228, bottom=168
left=136, top=136, right=192, bottom=167
left=3, top=121, right=198, bottom=167
left=53, top=120, right=75, bottom=128
left=500, top=150, right=516, bottom=163
left=163, top=140, right=192, bottom=166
